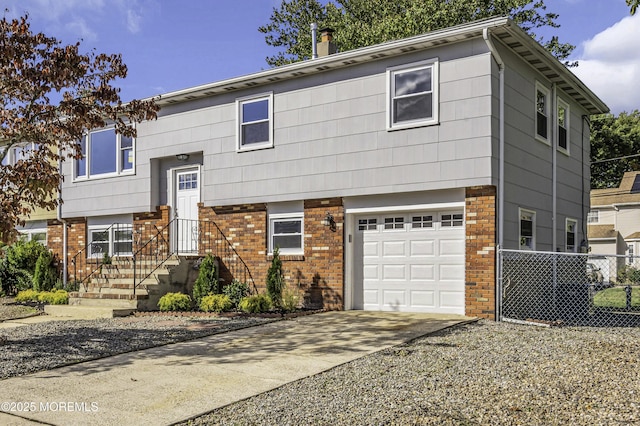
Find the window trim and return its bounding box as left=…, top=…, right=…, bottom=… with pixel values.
left=2, top=142, right=38, bottom=165
left=75, top=126, right=136, bottom=181
left=236, top=92, right=274, bottom=152
left=519, top=208, right=536, bottom=250
left=587, top=210, right=599, bottom=224
left=557, top=97, right=570, bottom=155
left=565, top=218, right=577, bottom=253
left=386, top=58, right=439, bottom=131
left=269, top=212, right=304, bottom=255
left=87, top=224, right=133, bottom=258
left=535, top=82, right=550, bottom=144
left=19, top=228, right=47, bottom=246
left=441, top=212, right=464, bottom=228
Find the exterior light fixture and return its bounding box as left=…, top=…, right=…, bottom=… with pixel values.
left=321, top=212, right=336, bottom=232
left=176, top=154, right=189, bottom=161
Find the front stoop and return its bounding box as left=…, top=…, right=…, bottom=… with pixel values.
left=44, top=305, right=135, bottom=319
left=66, top=256, right=181, bottom=315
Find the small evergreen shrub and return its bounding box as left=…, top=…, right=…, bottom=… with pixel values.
left=266, top=247, right=284, bottom=309
left=15, top=289, right=39, bottom=302
left=223, top=280, right=250, bottom=309
left=37, top=290, right=69, bottom=305
left=281, top=285, right=302, bottom=313
left=200, top=294, right=232, bottom=313
left=193, top=255, right=218, bottom=304
left=239, top=294, right=272, bottom=313
left=33, top=250, right=57, bottom=292
left=158, top=292, right=192, bottom=311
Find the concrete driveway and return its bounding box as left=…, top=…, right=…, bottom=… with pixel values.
left=0, top=311, right=475, bottom=426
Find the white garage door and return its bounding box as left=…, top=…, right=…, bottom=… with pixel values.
left=353, top=211, right=465, bottom=314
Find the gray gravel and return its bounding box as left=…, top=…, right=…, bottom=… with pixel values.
left=181, top=320, right=640, bottom=426
left=0, top=315, right=274, bottom=379
left=2, top=315, right=640, bottom=425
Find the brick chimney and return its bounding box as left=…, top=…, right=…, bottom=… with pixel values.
left=317, top=28, right=337, bottom=57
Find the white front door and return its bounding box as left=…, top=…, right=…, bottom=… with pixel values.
left=354, top=211, right=465, bottom=314
left=174, top=169, right=200, bottom=253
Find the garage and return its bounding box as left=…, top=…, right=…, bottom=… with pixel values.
left=353, top=211, right=465, bottom=314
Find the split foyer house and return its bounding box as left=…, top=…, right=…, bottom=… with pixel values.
left=42, top=17, right=607, bottom=319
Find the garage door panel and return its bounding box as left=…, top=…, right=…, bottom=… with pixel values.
left=363, top=241, right=378, bottom=257
left=439, top=264, right=465, bottom=281
left=363, top=265, right=379, bottom=279
left=410, top=290, right=436, bottom=308
left=363, top=290, right=379, bottom=305
left=383, top=290, right=406, bottom=308
left=440, top=239, right=465, bottom=256
left=410, top=240, right=435, bottom=256
left=410, top=264, right=434, bottom=280
left=440, top=291, right=465, bottom=309
left=382, top=264, right=406, bottom=280
left=382, top=240, right=406, bottom=257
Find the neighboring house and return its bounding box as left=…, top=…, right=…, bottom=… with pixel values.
left=588, top=171, right=640, bottom=280
left=1, top=142, right=56, bottom=245
left=49, top=17, right=607, bottom=319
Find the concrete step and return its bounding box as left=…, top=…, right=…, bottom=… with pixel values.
left=44, top=305, right=135, bottom=319
left=68, top=297, right=140, bottom=309
left=79, top=287, right=150, bottom=296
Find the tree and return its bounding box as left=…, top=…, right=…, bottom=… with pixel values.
left=259, top=0, right=575, bottom=67
left=628, top=0, right=639, bottom=15
left=266, top=247, right=284, bottom=308
left=590, top=111, right=640, bottom=189
left=0, top=14, right=158, bottom=243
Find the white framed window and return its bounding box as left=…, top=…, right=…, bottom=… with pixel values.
left=237, top=93, right=273, bottom=151
left=387, top=59, right=439, bottom=130
left=519, top=209, right=536, bottom=250
left=587, top=210, right=599, bottom=224
left=269, top=213, right=303, bottom=255
left=557, top=98, right=570, bottom=153
left=535, top=83, right=550, bottom=143
left=357, top=218, right=377, bottom=231
left=441, top=212, right=464, bottom=228
left=411, top=215, right=433, bottom=229
left=2, top=142, right=39, bottom=165
left=19, top=229, right=47, bottom=245
left=566, top=218, right=577, bottom=252
left=75, top=127, right=135, bottom=180
left=628, top=243, right=635, bottom=265
left=88, top=225, right=133, bottom=258
left=384, top=217, right=404, bottom=230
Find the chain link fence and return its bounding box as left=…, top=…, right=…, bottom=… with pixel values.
left=498, top=249, right=640, bottom=327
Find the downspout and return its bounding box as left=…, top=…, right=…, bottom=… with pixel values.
left=483, top=28, right=504, bottom=320
left=57, top=159, right=68, bottom=287
left=552, top=83, right=557, bottom=251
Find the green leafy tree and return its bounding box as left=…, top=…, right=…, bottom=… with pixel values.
left=266, top=247, right=285, bottom=308
left=590, top=111, right=640, bottom=189
left=33, top=250, right=57, bottom=292
left=259, top=0, right=575, bottom=67
left=193, top=254, right=218, bottom=304
left=0, top=13, right=158, bottom=243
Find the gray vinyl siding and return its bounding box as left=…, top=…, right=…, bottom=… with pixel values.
left=60, top=39, right=496, bottom=217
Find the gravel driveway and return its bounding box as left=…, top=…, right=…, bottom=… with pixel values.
left=1, top=304, right=639, bottom=425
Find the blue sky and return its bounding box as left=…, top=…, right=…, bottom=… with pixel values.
left=2, top=0, right=638, bottom=114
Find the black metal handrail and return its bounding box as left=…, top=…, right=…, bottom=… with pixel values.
left=132, top=218, right=256, bottom=294
left=70, top=223, right=134, bottom=290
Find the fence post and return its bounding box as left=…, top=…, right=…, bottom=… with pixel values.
left=626, top=285, right=632, bottom=311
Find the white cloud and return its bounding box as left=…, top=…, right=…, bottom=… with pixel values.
left=572, top=13, right=640, bottom=114
left=126, top=9, right=142, bottom=33
left=65, top=17, right=97, bottom=42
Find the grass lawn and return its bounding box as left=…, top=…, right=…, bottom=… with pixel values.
left=593, top=286, right=640, bottom=309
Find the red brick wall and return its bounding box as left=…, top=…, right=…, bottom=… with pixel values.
left=465, top=186, right=497, bottom=319
left=199, top=198, right=344, bottom=310
left=133, top=205, right=171, bottom=253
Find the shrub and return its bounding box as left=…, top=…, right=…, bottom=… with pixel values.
left=223, top=280, right=250, bottom=309
left=193, top=255, right=218, bottom=304
left=15, top=289, right=39, bottom=302
left=200, top=294, right=232, bottom=313
left=281, top=285, right=302, bottom=313
left=617, top=265, right=640, bottom=285
left=6, top=240, right=47, bottom=272
left=158, top=292, right=192, bottom=312
left=37, top=290, right=68, bottom=305
left=33, top=250, right=57, bottom=292
left=239, top=294, right=272, bottom=313
left=266, top=247, right=284, bottom=308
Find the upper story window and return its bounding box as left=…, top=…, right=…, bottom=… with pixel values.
left=587, top=210, right=599, bottom=224
left=75, top=128, right=134, bottom=180
left=2, top=142, right=38, bottom=165
left=237, top=93, right=273, bottom=152
left=566, top=218, right=577, bottom=252
left=557, top=98, right=570, bottom=153
left=535, top=83, right=550, bottom=143
left=519, top=208, right=536, bottom=250
left=387, top=59, right=439, bottom=130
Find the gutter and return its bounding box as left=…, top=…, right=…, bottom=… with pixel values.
left=552, top=83, right=557, bottom=251
left=483, top=27, right=504, bottom=321
left=57, top=159, right=68, bottom=287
